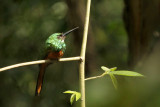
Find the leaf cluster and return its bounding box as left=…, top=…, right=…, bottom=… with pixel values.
left=63, top=90, right=81, bottom=105
left=101, top=66, right=144, bottom=89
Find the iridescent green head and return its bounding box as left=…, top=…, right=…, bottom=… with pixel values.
left=45, top=27, right=79, bottom=52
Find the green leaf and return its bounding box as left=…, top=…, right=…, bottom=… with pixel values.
left=110, top=71, right=144, bottom=77
left=101, top=66, right=110, bottom=72
left=64, top=90, right=81, bottom=105
left=75, top=92, right=81, bottom=101
left=70, top=94, right=76, bottom=105
left=63, top=90, right=75, bottom=94
left=110, top=67, right=117, bottom=71
left=109, top=74, right=118, bottom=89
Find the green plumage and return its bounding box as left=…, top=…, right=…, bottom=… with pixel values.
left=45, top=33, right=66, bottom=52
left=35, top=27, right=78, bottom=96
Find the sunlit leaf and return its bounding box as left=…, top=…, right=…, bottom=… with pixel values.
left=64, top=90, right=81, bottom=105
left=110, top=67, right=117, bottom=71
left=101, top=66, right=110, bottom=72
left=63, top=90, right=75, bottom=94
left=75, top=92, right=81, bottom=101
left=110, top=71, right=144, bottom=77
left=109, top=74, right=118, bottom=89
left=70, top=94, right=76, bottom=105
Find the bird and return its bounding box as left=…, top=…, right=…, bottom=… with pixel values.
left=35, top=27, right=79, bottom=96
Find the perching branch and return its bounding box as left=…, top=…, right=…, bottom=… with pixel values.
left=0, top=56, right=81, bottom=72
left=58, top=56, right=82, bottom=62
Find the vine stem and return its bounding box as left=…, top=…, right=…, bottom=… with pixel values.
left=0, top=56, right=81, bottom=72
left=79, top=0, right=91, bottom=106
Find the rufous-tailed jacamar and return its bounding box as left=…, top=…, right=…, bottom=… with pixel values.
left=35, top=27, right=79, bottom=96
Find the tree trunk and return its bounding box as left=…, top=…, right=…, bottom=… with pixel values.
left=123, top=0, right=160, bottom=68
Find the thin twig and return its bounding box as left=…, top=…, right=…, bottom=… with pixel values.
left=58, top=56, right=82, bottom=61
left=79, top=0, right=91, bottom=106
left=0, top=56, right=81, bottom=72
left=85, top=72, right=107, bottom=81
left=85, top=75, right=103, bottom=81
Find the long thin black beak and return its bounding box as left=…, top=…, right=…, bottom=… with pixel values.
left=62, top=27, right=79, bottom=36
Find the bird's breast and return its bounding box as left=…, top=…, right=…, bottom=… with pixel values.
left=46, top=50, right=64, bottom=60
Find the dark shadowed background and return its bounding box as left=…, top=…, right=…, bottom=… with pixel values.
left=0, top=0, right=160, bottom=107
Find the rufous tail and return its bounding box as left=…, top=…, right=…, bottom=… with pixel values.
left=35, top=63, right=48, bottom=96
